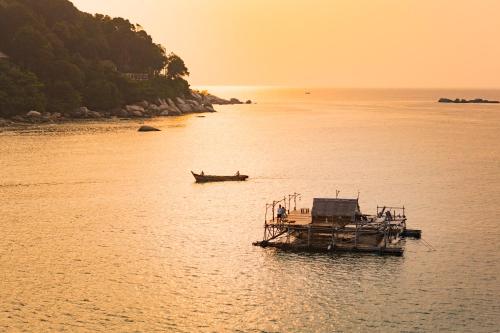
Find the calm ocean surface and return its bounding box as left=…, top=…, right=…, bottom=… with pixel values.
left=1, top=88, right=499, bottom=332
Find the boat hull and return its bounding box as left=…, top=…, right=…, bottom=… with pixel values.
left=191, top=172, right=248, bottom=183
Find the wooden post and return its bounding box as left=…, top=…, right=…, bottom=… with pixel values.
left=265, top=204, right=268, bottom=225
left=384, top=221, right=388, bottom=248
left=355, top=220, right=358, bottom=248
left=264, top=204, right=268, bottom=240
left=307, top=225, right=311, bottom=248
left=331, top=219, right=335, bottom=249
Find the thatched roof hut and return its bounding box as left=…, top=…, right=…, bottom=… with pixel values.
left=311, top=198, right=360, bottom=224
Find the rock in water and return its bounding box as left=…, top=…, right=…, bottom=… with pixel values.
left=438, top=97, right=499, bottom=104
left=229, top=98, right=243, bottom=104
left=138, top=125, right=161, bottom=132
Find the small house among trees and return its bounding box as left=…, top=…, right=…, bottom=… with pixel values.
left=124, top=73, right=149, bottom=81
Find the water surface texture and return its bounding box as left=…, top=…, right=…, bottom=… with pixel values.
left=1, top=88, right=499, bottom=332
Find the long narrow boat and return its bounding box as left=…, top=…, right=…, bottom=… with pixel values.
left=191, top=171, right=248, bottom=183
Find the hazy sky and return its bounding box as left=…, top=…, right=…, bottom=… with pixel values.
left=72, top=0, right=500, bottom=88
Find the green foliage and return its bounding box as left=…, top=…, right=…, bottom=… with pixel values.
left=46, top=80, right=81, bottom=113
left=0, top=0, right=191, bottom=116
left=166, top=53, right=190, bottom=79
left=0, top=60, right=45, bottom=117
left=83, top=79, right=122, bottom=110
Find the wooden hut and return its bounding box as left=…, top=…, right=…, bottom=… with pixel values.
left=311, top=198, right=360, bottom=225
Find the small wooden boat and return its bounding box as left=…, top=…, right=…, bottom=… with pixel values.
left=191, top=171, right=248, bottom=183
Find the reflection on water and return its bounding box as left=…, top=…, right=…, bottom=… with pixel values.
left=1, top=88, right=499, bottom=332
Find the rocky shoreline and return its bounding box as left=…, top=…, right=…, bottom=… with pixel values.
left=438, top=97, right=499, bottom=104
left=0, top=91, right=252, bottom=127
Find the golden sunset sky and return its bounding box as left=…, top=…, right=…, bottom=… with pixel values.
left=72, top=0, right=500, bottom=88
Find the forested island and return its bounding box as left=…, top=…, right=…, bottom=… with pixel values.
left=0, top=0, right=248, bottom=125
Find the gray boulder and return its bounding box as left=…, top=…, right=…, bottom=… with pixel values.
left=168, top=108, right=182, bottom=116
left=177, top=103, right=192, bottom=113
left=40, top=112, right=52, bottom=123
left=230, top=98, right=243, bottom=104
left=116, top=109, right=129, bottom=118
left=138, top=125, right=161, bottom=132
left=126, top=105, right=145, bottom=113
left=11, top=115, right=26, bottom=122
left=205, top=94, right=231, bottom=104
left=147, top=104, right=160, bottom=116
left=167, top=98, right=177, bottom=108
left=158, top=104, right=170, bottom=111
left=130, top=110, right=143, bottom=117
left=71, top=107, right=90, bottom=118
left=186, top=99, right=196, bottom=105
left=109, top=107, right=122, bottom=116
left=191, top=104, right=205, bottom=113
left=50, top=112, right=62, bottom=120
left=26, top=110, right=42, bottom=118
left=87, top=111, right=102, bottom=118
left=166, top=99, right=182, bottom=114
left=190, top=91, right=203, bottom=102
left=203, top=104, right=216, bottom=112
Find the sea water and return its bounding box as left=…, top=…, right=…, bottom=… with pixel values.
left=1, top=87, right=499, bottom=332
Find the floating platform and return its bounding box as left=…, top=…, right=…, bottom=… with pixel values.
left=253, top=196, right=421, bottom=256
left=253, top=240, right=404, bottom=256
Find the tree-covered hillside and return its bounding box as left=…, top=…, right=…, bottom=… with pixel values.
left=0, top=0, right=190, bottom=117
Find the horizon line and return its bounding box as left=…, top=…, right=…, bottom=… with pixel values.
left=192, top=85, right=500, bottom=91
